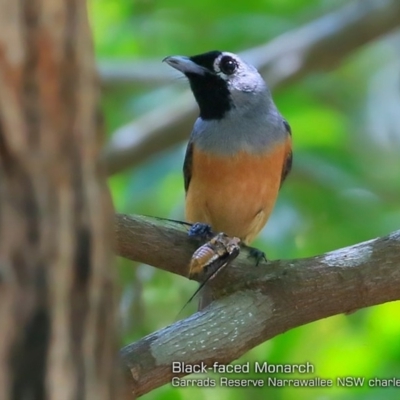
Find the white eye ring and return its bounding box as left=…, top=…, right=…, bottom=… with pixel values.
left=213, top=54, right=239, bottom=80
left=220, top=57, right=238, bottom=75
left=213, top=56, right=222, bottom=74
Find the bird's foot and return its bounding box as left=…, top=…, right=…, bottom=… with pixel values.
left=188, top=222, right=214, bottom=240
left=246, top=246, right=267, bottom=266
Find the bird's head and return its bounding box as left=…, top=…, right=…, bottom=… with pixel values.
left=163, top=51, right=268, bottom=120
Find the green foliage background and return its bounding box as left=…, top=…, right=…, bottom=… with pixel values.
left=90, top=0, right=400, bottom=398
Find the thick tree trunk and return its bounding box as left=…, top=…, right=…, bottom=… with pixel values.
left=0, top=1, right=117, bottom=399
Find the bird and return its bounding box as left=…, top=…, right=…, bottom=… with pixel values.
left=163, top=50, right=292, bottom=297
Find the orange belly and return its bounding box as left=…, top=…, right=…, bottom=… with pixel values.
left=185, top=142, right=289, bottom=244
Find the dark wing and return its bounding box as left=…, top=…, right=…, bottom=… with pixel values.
left=280, top=151, right=292, bottom=187
left=183, top=140, right=194, bottom=193
left=280, top=119, right=293, bottom=187
left=283, top=119, right=292, bottom=136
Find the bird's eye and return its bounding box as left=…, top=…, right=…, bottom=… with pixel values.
left=219, top=56, right=238, bottom=75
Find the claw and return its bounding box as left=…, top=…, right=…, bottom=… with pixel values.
left=188, top=222, right=214, bottom=239
left=247, top=246, right=267, bottom=266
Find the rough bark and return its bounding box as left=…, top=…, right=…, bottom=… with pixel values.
left=0, top=1, right=118, bottom=399
left=115, top=214, right=400, bottom=397
left=103, top=0, right=400, bottom=174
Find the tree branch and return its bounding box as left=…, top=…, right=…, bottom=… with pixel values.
left=103, top=0, right=400, bottom=175
left=115, top=214, right=195, bottom=277
left=115, top=214, right=400, bottom=397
